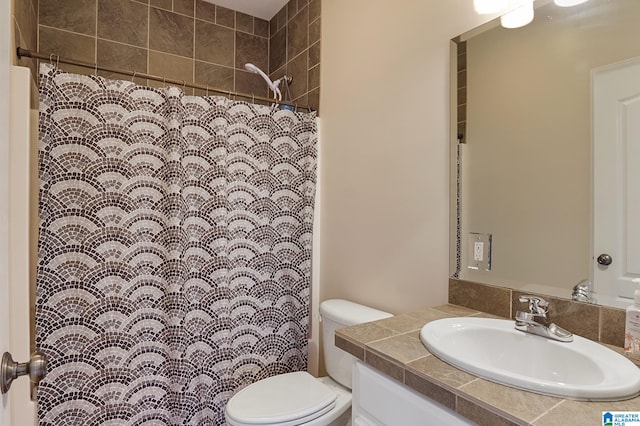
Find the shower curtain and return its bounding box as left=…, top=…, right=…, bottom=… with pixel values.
left=35, top=63, right=317, bottom=425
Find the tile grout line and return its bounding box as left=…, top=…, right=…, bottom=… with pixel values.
left=192, top=0, right=195, bottom=91
left=94, top=0, right=98, bottom=64
left=530, top=399, right=565, bottom=425
left=147, top=1, right=150, bottom=80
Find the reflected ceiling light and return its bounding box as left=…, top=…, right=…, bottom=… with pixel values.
left=554, top=0, right=589, bottom=6
left=474, top=0, right=508, bottom=14
left=500, top=1, right=534, bottom=28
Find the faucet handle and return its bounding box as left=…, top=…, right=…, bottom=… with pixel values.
left=518, top=295, right=548, bottom=316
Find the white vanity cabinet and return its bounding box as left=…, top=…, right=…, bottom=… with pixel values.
left=351, top=361, right=476, bottom=426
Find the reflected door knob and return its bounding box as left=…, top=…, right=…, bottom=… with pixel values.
left=0, top=351, right=47, bottom=394
left=597, top=253, right=613, bottom=266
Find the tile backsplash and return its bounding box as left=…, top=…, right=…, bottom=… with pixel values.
left=449, top=279, right=626, bottom=348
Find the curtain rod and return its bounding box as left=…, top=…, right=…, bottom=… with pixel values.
left=16, top=47, right=314, bottom=112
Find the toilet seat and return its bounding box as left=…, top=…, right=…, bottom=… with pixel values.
left=225, top=372, right=338, bottom=426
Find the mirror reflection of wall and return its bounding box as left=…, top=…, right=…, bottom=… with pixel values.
left=455, top=0, right=640, bottom=301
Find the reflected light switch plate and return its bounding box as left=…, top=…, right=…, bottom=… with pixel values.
left=467, top=233, right=492, bottom=271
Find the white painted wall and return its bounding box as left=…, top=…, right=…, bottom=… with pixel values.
left=319, top=0, right=494, bottom=316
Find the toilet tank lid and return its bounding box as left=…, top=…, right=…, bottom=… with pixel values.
left=319, top=299, right=393, bottom=326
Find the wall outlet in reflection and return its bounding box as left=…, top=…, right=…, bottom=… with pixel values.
left=467, top=233, right=492, bottom=271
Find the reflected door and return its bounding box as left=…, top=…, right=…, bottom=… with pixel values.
left=593, top=57, right=640, bottom=299
left=1, top=0, right=12, bottom=422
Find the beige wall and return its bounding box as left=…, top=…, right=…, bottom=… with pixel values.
left=319, top=0, right=493, bottom=315
left=460, top=0, right=640, bottom=292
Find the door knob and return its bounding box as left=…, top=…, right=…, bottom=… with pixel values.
left=597, top=253, right=613, bottom=266
left=1, top=351, right=47, bottom=394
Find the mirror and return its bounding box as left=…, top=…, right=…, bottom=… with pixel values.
left=452, top=0, right=640, bottom=307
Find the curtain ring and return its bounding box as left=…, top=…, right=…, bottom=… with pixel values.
left=206, top=85, right=209, bottom=97
left=227, top=90, right=232, bottom=100
left=252, top=94, right=255, bottom=104
left=163, top=75, right=166, bottom=87
left=49, top=53, right=55, bottom=66
left=131, top=70, right=137, bottom=82
left=182, top=80, right=186, bottom=92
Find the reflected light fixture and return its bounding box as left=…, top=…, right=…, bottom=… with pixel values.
left=474, top=0, right=508, bottom=14
left=554, top=0, right=589, bottom=6
left=500, top=1, right=534, bottom=28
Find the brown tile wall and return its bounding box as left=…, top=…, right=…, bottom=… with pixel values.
left=269, top=0, right=321, bottom=112
left=35, top=0, right=320, bottom=112
left=12, top=0, right=38, bottom=81
left=449, top=279, right=627, bottom=347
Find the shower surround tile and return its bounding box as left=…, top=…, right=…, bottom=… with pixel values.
left=13, top=0, right=38, bottom=82
left=97, top=39, right=147, bottom=72
left=287, top=51, right=308, bottom=100
left=235, top=70, right=269, bottom=99
left=97, top=39, right=148, bottom=84
left=216, top=5, right=235, bottom=28
left=287, top=6, right=308, bottom=60
left=195, top=0, right=216, bottom=23
left=39, top=0, right=96, bottom=36
left=174, top=0, right=195, bottom=17
left=195, top=20, right=234, bottom=66
left=236, top=12, right=254, bottom=34
left=150, top=8, right=194, bottom=57
left=194, top=61, right=234, bottom=92
left=150, top=0, right=172, bottom=11
left=235, top=32, right=268, bottom=72
left=97, top=0, right=148, bottom=47
left=254, top=18, right=269, bottom=38
left=148, top=50, right=194, bottom=92
left=36, top=0, right=321, bottom=122
left=39, top=26, right=95, bottom=64
left=269, top=29, right=287, bottom=74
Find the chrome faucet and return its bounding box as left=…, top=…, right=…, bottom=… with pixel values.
left=514, top=295, right=573, bottom=342
left=571, top=279, right=597, bottom=304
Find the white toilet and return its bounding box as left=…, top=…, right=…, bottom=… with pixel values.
left=225, top=299, right=393, bottom=426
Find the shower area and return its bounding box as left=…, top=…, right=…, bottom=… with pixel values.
left=10, top=0, right=322, bottom=424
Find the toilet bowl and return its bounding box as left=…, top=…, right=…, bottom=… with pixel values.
left=224, top=299, right=392, bottom=426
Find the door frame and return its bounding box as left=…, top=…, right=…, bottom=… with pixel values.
left=592, top=56, right=640, bottom=302
left=1, top=0, right=13, bottom=421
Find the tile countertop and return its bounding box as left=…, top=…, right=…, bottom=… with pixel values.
left=334, top=304, right=640, bottom=426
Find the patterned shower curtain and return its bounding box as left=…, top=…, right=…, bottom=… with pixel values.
left=35, top=63, right=317, bottom=425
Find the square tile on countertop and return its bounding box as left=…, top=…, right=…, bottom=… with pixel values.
left=335, top=321, right=398, bottom=344
left=367, top=333, right=430, bottom=364
left=460, top=378, right=562, bottom=425
left=406, top=355, right=477, bottom=392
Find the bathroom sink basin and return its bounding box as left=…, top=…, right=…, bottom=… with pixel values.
left=419, top=317, right=640, bottom=401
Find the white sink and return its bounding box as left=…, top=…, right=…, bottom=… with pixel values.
left=419, top=317, right=640, bottom=401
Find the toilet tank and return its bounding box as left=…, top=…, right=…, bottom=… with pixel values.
left=320, top=299, right=393, bottom=389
